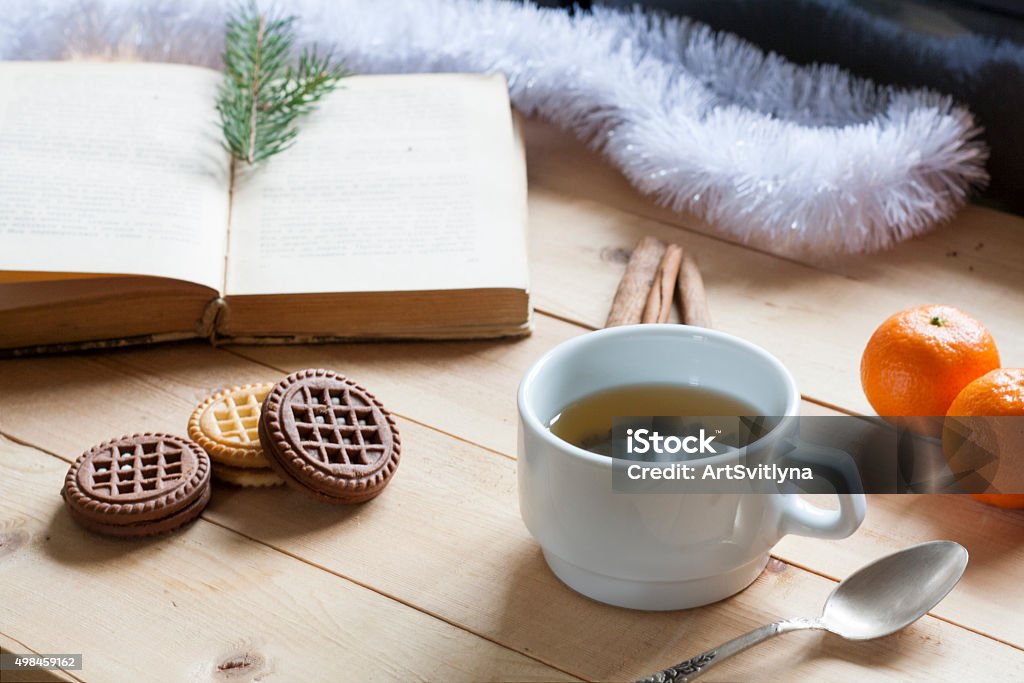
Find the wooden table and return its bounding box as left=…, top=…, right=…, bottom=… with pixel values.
left=3, top=119, right=1024, bottom=682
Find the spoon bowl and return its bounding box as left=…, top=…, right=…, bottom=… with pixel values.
left=822, top=540, right=969, bottom=640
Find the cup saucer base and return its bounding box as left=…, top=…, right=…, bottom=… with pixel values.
left=542, top=548, right=768, bottom=611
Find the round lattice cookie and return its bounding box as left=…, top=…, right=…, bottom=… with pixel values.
left=189, top=383, right=275, bottom=468
left=259, top=368, right=400, bottom=504
left=61, top=433, right=211, bottom=537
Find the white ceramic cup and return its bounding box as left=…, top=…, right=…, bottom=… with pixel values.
left=517, top=324, right=866, bottom=610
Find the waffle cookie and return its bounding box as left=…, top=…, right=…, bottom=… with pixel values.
left=61, top=433, right=212, bottom=537
left=259, top=368, right=400, bottom=504
left=189, top=383, right=284, bottom=487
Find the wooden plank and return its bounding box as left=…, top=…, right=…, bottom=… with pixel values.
left=0, top=436, right=576, bottom=683
left=2, top=346, right=1022, bottom=680
left=524, top=187, right=1024, bottom=416
left=0, top=329, right=545, bottom=459
left=0, top=346, right=286, bottom=459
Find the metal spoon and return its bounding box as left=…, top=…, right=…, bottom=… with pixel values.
left=638, top=540, right=968, bottom=683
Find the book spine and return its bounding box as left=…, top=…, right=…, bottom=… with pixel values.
left=198, top=297, right=229, bottom=345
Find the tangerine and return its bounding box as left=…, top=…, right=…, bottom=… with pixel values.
left=861, top=305, right=999, bottom=436
left=946, top=368, right=1024, bottom=509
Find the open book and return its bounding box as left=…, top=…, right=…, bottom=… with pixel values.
left=0, top=63, right=530, bottom=355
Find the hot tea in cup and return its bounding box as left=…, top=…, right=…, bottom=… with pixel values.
left=517, top=324, right=866, bottom=610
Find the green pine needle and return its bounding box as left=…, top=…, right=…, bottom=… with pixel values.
left=217, top=2, right=347, bottom=164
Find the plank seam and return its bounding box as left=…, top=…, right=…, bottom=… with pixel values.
left=0, top=630, right=84, bottom=683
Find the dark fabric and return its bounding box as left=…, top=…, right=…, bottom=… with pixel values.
left=595, top=0, right=1024, bottom=214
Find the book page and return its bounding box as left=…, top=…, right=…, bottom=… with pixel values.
left=226, top=73, right=528, bottom=296
left=0, top=62, right=231, bottom=292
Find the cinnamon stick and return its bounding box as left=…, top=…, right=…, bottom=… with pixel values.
left=605, top=236, right=666, bottom=327
left=677, top=251, right=712, bottom=327
left=641, top=243, right=683, bottom=323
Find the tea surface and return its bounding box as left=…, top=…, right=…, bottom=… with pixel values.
left=547, top=383, right=761, bottom=455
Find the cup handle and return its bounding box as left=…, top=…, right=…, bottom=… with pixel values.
left=777, top=437, right=866, bottom=540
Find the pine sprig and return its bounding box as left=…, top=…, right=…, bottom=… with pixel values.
left=218, top=2, right=347, bottom=164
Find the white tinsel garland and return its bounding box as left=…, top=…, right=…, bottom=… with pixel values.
left=1, top=0, right=989, bottom=258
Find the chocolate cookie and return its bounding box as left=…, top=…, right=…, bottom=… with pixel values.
left=259, top=369, right=400, bottom=504
left=62, top=433, right=212, bottom=537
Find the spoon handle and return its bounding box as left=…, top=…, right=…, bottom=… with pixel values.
left=636, top=617, right=822, bottom=683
